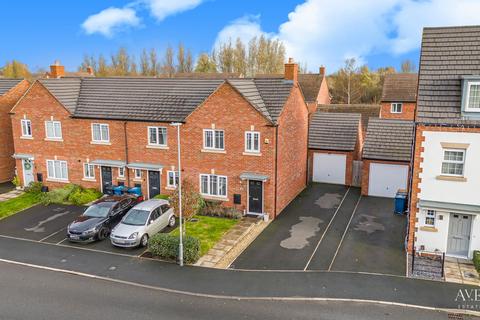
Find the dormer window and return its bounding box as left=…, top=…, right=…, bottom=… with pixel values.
left=466, top=82, right=480, bottom=111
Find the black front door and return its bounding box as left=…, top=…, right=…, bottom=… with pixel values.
left=148, top=171, right=161, bottom=199
left=248, top=180, right=263, bottom=214
left=101, top=166, right=113, bottom=194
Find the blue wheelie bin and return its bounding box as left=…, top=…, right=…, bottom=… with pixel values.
left=113, top=185, right=127, bottom=195
left=394, top=189, right=407, bottom=215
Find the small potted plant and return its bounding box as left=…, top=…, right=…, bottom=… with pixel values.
left=12, top=176, right=22, bottom=190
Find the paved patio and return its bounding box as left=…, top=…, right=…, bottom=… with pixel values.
left=444, top=257, right=480, bottom=286
left=0, top=189, right=23, bottom=202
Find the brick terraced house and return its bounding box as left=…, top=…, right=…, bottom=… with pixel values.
left=0, top=79, right=30, bottom=183
left=11, top=61, right=309, bottom=219
left=380, top=73, right=418, bottom=120
left=409, top=26, right=480, bottom=259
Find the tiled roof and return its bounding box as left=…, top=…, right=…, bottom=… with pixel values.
left=0, top=79, right=22, bottom=95
left=417, top=25, right=480, bottom=125
left=381, top=73, right=418, bottom=102
left=363, top=119, right=414, bottom=162
left=309, top=112, right=360, bottom=151
left=38, top=77, right=293, bottom=123
left=298, top=73, right=324, bottom=102
left=317, top=104, right=380, bottom=134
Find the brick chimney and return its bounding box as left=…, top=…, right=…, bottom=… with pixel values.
left=284, top=57, right=298, bottom=83
left=86, top=66, right=94, bottom=76
left=319, top=65, right=326, bottom=76
left=49, top=60, right=65, bottom=78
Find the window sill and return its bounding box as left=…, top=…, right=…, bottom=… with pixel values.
left=201, top=195, right=229, bottom=202
left=91, top=141, right=111, bottom=145
left=436, top=175, right=467, bottom=182
left=44, top=138, right=63, bottom=142
left=420, top=226, right=438, bottom=233
left=20, top=136, right=33, bottom=140
left=440, top=142, right=470, bottom=149
left=133, top=178, right=143, bottom=182
left=146, top=145, right=169, bottom=150
left=117, top=177, right=126, bottom=181
left=165, top=186, right=177, bottom=190
left=201, top=149, right=226, bottom=154
left=46, top=178, right=70, bottom=184
left=82, top=178, right=97, bottom=182
left=243, top=152, right=262, bottom=157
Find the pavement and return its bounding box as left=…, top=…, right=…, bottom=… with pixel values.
left=231, top=183, right=406, bottom=275
left=0, top=261, right=463, bottom=320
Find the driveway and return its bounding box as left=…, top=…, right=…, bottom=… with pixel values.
left=231, top=183, right=406, bottom=276
left=0, top=182, right=14, bottom=194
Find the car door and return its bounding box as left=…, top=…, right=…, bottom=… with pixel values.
left=108, top=203, right=123, bottom=227
left=159, top=204, right=173, bottom=230
left=146, top=208, right=161, bottom=236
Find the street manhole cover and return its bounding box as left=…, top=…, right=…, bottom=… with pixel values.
left=448, top=313, right=464, bottom=320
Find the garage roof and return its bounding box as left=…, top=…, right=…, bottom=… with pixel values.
left=363, top=119, right=414, bottom=162
left=309, top=112, right=361, bottom=151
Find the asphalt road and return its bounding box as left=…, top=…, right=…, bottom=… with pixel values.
left=0, top=261, right=467, bottom=320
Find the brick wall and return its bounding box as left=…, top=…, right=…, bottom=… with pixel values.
left=361, top=159, right=411, bottom=196
left=0, top=80, right=29, bottom=182
left=380, top=102, right=415, bottom=120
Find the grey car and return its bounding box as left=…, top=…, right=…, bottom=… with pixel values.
left=110, top=199, right=176, bottom=248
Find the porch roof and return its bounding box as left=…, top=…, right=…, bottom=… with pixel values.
left=12, top=153, right=34, bottom=160
left=127, top=162, right=163, bottom=171
left=419, top=199, right=480, bottom=214
left=239, top=172, right=270, bottom=181
left=90, top=159, right=126, bottom=168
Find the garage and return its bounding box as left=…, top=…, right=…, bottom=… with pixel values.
left=312, top=153, right=346, bottom=184
left=368, top=162, right=409, bottom=198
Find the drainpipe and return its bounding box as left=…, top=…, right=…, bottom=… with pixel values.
left=124, top=121, right=130, bottom=187
left=274, top=125, right=279, bottom=219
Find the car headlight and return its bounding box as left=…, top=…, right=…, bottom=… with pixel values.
left=84, top=227, right=98, bottom=235
left=128, top=232, right=138, bottom=239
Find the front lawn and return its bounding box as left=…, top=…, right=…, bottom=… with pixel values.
left=0, top=192, right=41, bottom=220
left=171, top=215, right=238, bottom=256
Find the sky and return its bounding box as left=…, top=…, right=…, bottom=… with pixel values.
left=2, top=0, right=480, bottom=74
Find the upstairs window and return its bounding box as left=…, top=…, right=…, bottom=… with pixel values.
left=245, top=131, right=260, bottom=153
left=148, top=127, right=167, bottom=146
left=200, top=174, right=227, bottom=197
left=45, top=121, right=62, bottom=139
left=92, top=123, right=110, bottom=143
left=441, top=149, right=465, bottom=176
left=391, top=103, right=403, bottom=113
left=466, top=82, right=480, bottom=111
left=204, top=129, right=224, bottom=150
left=21, top=119, right=32, bottom=137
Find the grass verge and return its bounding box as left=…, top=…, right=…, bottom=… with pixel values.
left=0, top=193, right=41, bottom=220
left=171, top=215, right=238, bottom=256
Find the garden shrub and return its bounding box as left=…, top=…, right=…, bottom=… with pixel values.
left=148, top=233, right=200, bottom=264
left=24, top=182, right=43, bottom=195
left=41, top=184, right=101, bottom=206
left=199, top=200, right=242, bottom=219
left=154, top=194, right=170, bottom=200
left=474, top=251, right=480, bottom=273
left=68, top=187, right=102, bottom=205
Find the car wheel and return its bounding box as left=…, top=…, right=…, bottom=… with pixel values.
left=169, top=216, right=176, bottom=227
left=98, top=227, right=109, bottom=240
left=140, top=234, right=149, bottom=247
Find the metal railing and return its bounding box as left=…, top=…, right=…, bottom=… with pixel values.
left=411, top=248, right=445, bottom=278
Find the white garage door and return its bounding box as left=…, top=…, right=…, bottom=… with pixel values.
left=368, top=163, right=408, bottom=198
left=312, top=153, right=346, bottom=185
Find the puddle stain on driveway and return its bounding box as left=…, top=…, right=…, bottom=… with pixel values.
left=280, top=216, right=323, bottom=249
left=315, top=193, right=342, bottom=209
left=24, top=211, right=70, bottom=233
left=353, top=214, right=385, bottom=234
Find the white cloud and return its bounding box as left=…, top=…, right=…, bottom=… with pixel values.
left=214, top=15, right=270, bottom=49
left=215, top=0, right=480, bottom=71
left=82, top=7, right=140, bottom=37
left=143, top=0, right=204, bottom=21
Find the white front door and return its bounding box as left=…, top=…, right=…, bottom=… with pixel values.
left=447, top=213, right=472, bottom=258
left=312, top=153, right=346, bottom=185
left=368, top=163, right=408, bottom=198
left=22, top=159, right=34, bottom=186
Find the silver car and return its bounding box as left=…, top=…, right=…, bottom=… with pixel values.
left=110, top=199, right=176, bottom=248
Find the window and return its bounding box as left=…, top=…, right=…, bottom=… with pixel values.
left=245, top=131, right=260, bottom=153
left=200, top=174, right=227, bottom=197
left=118, top=167, right=125, bottom=178
left=441, top=149, right=465, bottom=176
left=203, top=129, right=224, bottom=150
left=425, top=209, right=436, bottom=226
left=466, top=82, right=480, bottom=111
left=83, top=163, right=95, bottom=179
left=167, top=171, right=179, bottom=188
left=46, top=160, right=68, bottom=181
left=148, top=127, right=167, bottom=146
left=160, top=204, right=171, bottom=214
left=21, top=119, right=32, bottom=137
left=391, top=103, right=403, bottom=113
left=91, top=123, right=110, bottom=143
left=45, top=121, right=62, bottom=139
left=134, top=169, right=142, bottom=179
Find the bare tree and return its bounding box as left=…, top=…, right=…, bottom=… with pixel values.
left=169, top=178, right=204, bottom=234
left=177, top=43, right=186, bottom=73
left=185, top=49, right=193, bottom=73
left=140, top=49, right=149, bottom=76
left=401, top=59, right=416, bottom=73
left=149, top=48, right=159, bottom=76
left=161, top=46, right=175, bottom=77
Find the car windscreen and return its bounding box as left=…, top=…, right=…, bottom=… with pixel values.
left=83, top=204, right=111, bottom=218
left=122, top=209, right=150, bottom=226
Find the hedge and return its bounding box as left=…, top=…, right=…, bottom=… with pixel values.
left=474, top=251, right=480, bottom=273
left=148, top=233, right=200, bottom=264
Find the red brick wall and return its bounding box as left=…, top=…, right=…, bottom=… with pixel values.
left=316, top=77, right=331, bottom=105
left=380, top=102, right=415, bottom=120
left=361, top=159, right=410, bottom=196
left=276, top=85, right=308, bottom=216
left=307, top=149, right=354, bottom=186
left=0, top=80, right=29, bottom=182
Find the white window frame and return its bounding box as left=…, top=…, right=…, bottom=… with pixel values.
left=167, top=171, right=179, bottom=188
left=91, top=123, right=110, bottom=143
left=21, top=119, right=32, bottom=137
left=118, top=167, right=125, bottom=178
left=425, top=209, right=436, bottom=226
left=391, top=103, right=403, bottom=114
left=45, top=121, right=62, bottom=140
left=148, top=126, right=167, bottom=146
left=46, top=159, right=68, bottom=181
left=441, top=149, right=465, bottom=177
left=134, top=169, right=142, bottom=180
left=83, top=163, right=95, bottom=180
left=465, top=81, right=480, bottom=112
left=199, top=174, right=227, bottom=197
left=245, top=131, right=260, bottom=153
left=203, top=129, right=225, bottom=150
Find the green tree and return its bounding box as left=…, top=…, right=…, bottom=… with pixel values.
left=1, top=60, right=31, bottom=79
left=194, top=53, right=217, bottom=73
